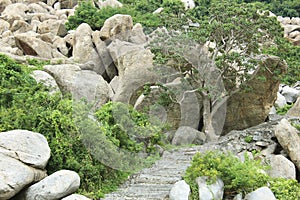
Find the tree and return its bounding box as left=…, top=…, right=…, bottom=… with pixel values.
left=149, top=1, right=286, bottom=140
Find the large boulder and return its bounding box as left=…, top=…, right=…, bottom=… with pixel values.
left=0, top=154, right=47, bottom=200
left=37, top=19, right=67, bottom=37
left=24, top=170, right=80, bottom=200
left=15, top=32, right=54, bottom=58
left=223, top=56, right=287, bottom=134
left=267, top=154, right=296, bottom=179
left=72, top=23, right=105, bottom=76
left=108, top=40, right=158, bottom=104
left=99, top=14, right=133, bottom=41
left=197, top=177, right=224, bottom=200
left=172, top=126, right=206, bottom=145
left=31, top=70, right=60, bottom=94
left=44, top=64, right=112, bottom=107
left=244, top=187, right=276, bottom=200
left=169, top=180, right=190, bottom=200
left=275, top=118, right=300, bottom=171
left=92, top=30, right=117, bottom=80
left=1, top=3, right=29, bottom=24
left=0, top=130, right=51, bottom=168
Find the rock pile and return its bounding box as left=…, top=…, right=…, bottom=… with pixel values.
left=0, top=130, right=89, bottom=200
left=278, top=16, right=300, bottom=46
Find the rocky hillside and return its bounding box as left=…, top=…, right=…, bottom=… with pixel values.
left=0, top=0, right=299, bottom=199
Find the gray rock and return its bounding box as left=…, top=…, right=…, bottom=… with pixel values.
left=37, top=19, right=67, bottom=37
left=62, top=194, right=91, bottom=200
left=0, top=154, right=47, bottom=200
left=92, top=30, right=117, bottom=80
left=97, top=0, right=123, bottom=8
left=24, top=170, right=80, bottom=200
left=0, top=130, right=51, bottom=168
left=244, top=187, right=276, bottom=200
left=31, top=70, right=60, bottom=94
left=0, top=19, right=10, bottom=34
left=275, top=92, right=287, bottom=108
left=172, top=126, right=206, bottom=145
left=99, top=14, right=133, bottom=41
left=287, top=96, right=300, bottom=117
left=169, top=180, right=190, bottom=200
left=280, top=85, right=300, bottom=103
left=108, top=40, right=158, bottom=104
left=197, top=176, right=224, bottom=200
left=44, top=64, right=112, bottom=108
left=73, top=23, right=104, bottom=75
left=267, top=154, right=296, bottom=179
left=275, top=118, right=300, bottom=171
left=223, top=56, right=287, bottom=134
left=15, top=33, right=54, bottom=59
left=1, top=3, right=29, bottom=23
left=129, top=23, right=147, bottom=44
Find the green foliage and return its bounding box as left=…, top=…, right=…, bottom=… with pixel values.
left=95, top=102, right=165, bottom=153
left=184, top=151, right=270, bottom=199
left=184, top=151, right=300, bottom=199
left=66, top=0, right=162, bottom=31
left=276, top=104, right=293, bottom=115
left=0, top=54, right=132, bottom=198
left=270, top=178, right=300, bottom=200
left=244, top=135, right=253, bottom=143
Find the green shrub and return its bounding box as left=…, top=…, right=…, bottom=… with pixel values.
left=184, top=151, right=300, bottom=200
left=0, top=54, right=134, bottom=198
left=184, top=151, right=270, bottom=199
left=95, top=101, right=165, bottom=153
left=270, top=178, right=300, bottom=200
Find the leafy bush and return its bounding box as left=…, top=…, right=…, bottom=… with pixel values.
left=184, top=151, right=270, bottom=199
left=270, top=178, right=300, bottom=200
left=95, top=101, right=165, bottom=153
left=66, top=0, right=162, bottom=31
left=0, top=54, right=137, bottom=198
left=184, top=151, right=300, bottom=200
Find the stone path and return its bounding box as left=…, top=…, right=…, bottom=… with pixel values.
left=101, top=143, right=218, bottom=200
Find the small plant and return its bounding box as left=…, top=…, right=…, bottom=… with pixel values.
left=276, top=104, right=293, bottom=115
left=270, top=178, right=300, bottom=200
left=244, top=135, right=253, bottom=143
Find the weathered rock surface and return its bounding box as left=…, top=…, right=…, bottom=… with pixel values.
left=99, top=14, right=133, bottom=41
left=0, top=130, right=51, bottom=168
left=267, top=154, right=296, bottom=179
left=15, top=33, right=55, bottom=58
left=44, top=64, right=112, bottom=107
left=287, top=96, right=300, bottom=117
left=172, top=126, right=206, bottom=145
left=0, top=154, right=47, bottom=200
left=62, top=194, right=92, bottom=200
left=31, top=70, right=60, bottom=94
left=197, top=177, right=224, bottom=200
left=275, top=118, right=300, bottom=171
left=24, top=170, right=80, bottom=200
left=169, top=180, right=190, bottom=200
left=280, top=85, right=300, bottom=103
left=108, top=40, right=158, bottom=104
left=244, top=187, right=276, bottom=200
left=224, top=56, right=287, bottom=134
left=72, top=23, right=104, bottom=75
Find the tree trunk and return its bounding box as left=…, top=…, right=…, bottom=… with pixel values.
left=202, top=95, right=218, bottom=141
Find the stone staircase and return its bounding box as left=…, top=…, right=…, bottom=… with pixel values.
left=101, top=143, right=218, bottom=200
